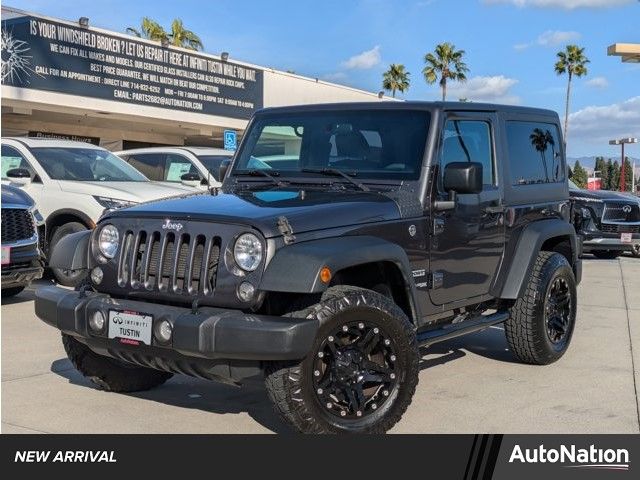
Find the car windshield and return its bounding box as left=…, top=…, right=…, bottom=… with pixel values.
left=232, top=110, right=430, bottom=181
left=197, top=155, right=231, bottom=180
left=31, top=147, right=148, bottom=182
left=568, top=179, right=580, bottom=190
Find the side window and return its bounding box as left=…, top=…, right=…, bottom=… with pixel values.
left=1, top=145, right=34, bottom=179
left=164, top=154, right=199, bottom=181
left=126, top=153, right=165, bottom=181
left=506, top=121, right=563, bottom=185
left=441, top=120, right=494, bottom=187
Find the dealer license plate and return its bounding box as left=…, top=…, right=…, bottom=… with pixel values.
left=108, top=310, right=153, bottom=345
left=1, top=246, right=10, bottom=265
left=621, top=233, right=633, bottom=244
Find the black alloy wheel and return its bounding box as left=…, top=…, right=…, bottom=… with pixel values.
left=311, top=321, right=398, bottom=420
left=545, top=277, right=573, bottom=347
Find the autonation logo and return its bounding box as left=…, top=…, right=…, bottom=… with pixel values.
left=509, top=444, right=629, bottom=471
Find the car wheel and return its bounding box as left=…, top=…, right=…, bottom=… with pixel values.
left=264, top=286, right=419, bottom=434
left=592, top=250, right=620, bottom=260
left=505, top=251, right=577, bottom=365
left=49, top=222, right=88, bottom=287
left=631, top=244, right=640, bottom=258
left=62, top=334, right=172, bottom=392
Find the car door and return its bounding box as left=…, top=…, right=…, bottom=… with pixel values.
left=428, top=112, right=505, bottom=306
left=124, top=153, right=166, bottom=181
left=164, top=153, right=201, bottom=183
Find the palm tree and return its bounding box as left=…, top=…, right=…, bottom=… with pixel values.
left=169, top=19, right=203, bottom=51
left=126, top=17, right=168, bottom=43
left=382, top=64, right=410, bottom=98
left=530, top=128, right=553, bottom=182
left=126, top=17, right=203, bottom=51
left=555, top=45, right=589, bottom=148
left=423, top=42, right=469, bottom=101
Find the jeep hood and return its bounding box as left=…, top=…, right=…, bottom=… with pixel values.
left=109, top=189, right=404, bottom=237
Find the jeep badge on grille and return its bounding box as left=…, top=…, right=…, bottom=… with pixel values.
left=162, top=219, right=184, bottom=231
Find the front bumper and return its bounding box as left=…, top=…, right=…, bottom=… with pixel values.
left=1, top=265, right=43, bottom=288
left=582, top=233, right=640, bottom=252
left=1, top=242, right=43, bottom=288
left=35, top=285, right=319, bottom=380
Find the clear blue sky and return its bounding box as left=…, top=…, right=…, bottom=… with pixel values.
left=8, top=0, right=640, bottom=158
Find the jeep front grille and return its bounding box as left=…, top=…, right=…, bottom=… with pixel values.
left=117, top=230, right=221, bottom=296
left=1, top=208, right=35, bottom=243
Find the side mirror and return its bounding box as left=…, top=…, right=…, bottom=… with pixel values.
left=180, top=172, right=201, bottom=187
left=7, top=168, right=32, bottom=186
left=219, top=159, right=231, bottom=182
left=435, top=162, right=483, bottom=211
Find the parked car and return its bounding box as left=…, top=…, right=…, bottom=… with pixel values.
left=569, top=180, right=640, bottom=258
left=1, top=184, right=45, bottom=297
left=116, top=147, right=233, bottom=190
left=1, top=138, right=194, bottom=286
left=36, top=102, right=581, bottom=434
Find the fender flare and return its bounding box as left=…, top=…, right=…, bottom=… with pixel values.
left=491, top=218, right=578, bottom=300
left=260, top=235, right=421, bottom=320
left=46, top=209, right=95, bottom=239
left=48, top=230, right=91, bottom=271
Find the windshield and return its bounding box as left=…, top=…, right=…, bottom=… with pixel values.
left=233, top=110, right=430, bottom=181
left=568, top=179, right=580, bottom=190
left=197, top=155, right=231, bottom=180
left=31, top=147, right=148, bottom=182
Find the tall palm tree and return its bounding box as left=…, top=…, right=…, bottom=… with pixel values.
left=126, top=17, right=203, bottom=51
left=530, top=128, right=553, bottom=182
left=382, top=64, right=410, bottom=98
left=169, top=19, right=203, bottom=51
left=423, top=42, right=469, bottom=101
left=555, top=45, right=589, bottom=148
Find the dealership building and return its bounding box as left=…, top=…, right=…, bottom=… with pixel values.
left=1, top=6, right=389, bottom=151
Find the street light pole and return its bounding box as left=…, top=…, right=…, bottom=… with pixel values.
left=609, top=137, right=638, bottom=192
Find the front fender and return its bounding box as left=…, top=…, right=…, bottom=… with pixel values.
left=491, top=219, right=578, bottom=300
left=48, top=230, right=91, bottom=270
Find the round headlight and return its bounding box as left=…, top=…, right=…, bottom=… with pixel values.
left=233, top=233, right=263, bottom=271
left=98, top=224, right=119, bottom=259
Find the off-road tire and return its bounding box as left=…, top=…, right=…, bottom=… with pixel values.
left=2, top=286, right=25, bottom=298
left=264, top=286, right=419, bottom=434
left=505, top=251, right=577, bottom=365
left=62, top=333, right=172, bottom=392
left=630, top=244, right=640, bottom=258
left=592, top=250, right=620, bottom=260
left=50, top=222, right=88, bottom=287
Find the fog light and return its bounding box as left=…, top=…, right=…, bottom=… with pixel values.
left=155, top=320, right=173, bottom=343
left=237, top=282, right=255, bottom=302
left=90, top=267, right=104, bottom=284
left=89, top=310, right=105, bottom=332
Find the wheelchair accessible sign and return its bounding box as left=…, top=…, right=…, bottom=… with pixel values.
left=224, top=130, right=237, bottom=151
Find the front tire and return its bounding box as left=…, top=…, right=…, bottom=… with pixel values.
left=505, top=251, right=577, bottom=365
left=631, top=244, right=640, bottom=258
left=592, top=250, right=620, bottom=260
left=265, top=286, right=419, bottom=434
left=62, top=334, right=172, bottom=392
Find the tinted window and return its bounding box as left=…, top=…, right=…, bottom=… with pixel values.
left=126, top=153, right=164, bottom=181
left=234, top=110, right=430, bottom=180
left=1, top=145, right=33, bottom=178
left=31, top=148, right=147, bottom=182
left=506, top=122, right=563, bottom=185
left=441, top=120, right=494, bottom=186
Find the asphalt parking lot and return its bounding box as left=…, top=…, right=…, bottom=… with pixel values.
left=2, top=257, right=639, bottom=434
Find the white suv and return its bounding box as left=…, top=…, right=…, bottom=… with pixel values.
left=1, top=138, right=193, bottom=286
left=116, top=147, right=233, bottom=190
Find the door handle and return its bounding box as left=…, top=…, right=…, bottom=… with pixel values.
left=484, top=205, right=505, bottom=214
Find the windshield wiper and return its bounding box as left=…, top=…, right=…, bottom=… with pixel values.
left=233, top=169, right=287, bottom=187
left=301, top=168, right=370, bottom=192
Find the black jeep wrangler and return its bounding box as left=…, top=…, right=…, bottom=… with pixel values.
left=35, top=102, right=581, bottom=433
left=569, top=179, right=640, bottom=259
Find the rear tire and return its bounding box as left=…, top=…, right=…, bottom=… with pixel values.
left=592, top=250, right=620, bottom=260
left=2, top=286, right=25, bottom=298
left=50, top=222, right=87, bottom=287
left=265, top=286, right=419, bottom=434
left=505, top=251, right=577, bottom=365
left=62, top=334, right=172, bottom=392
